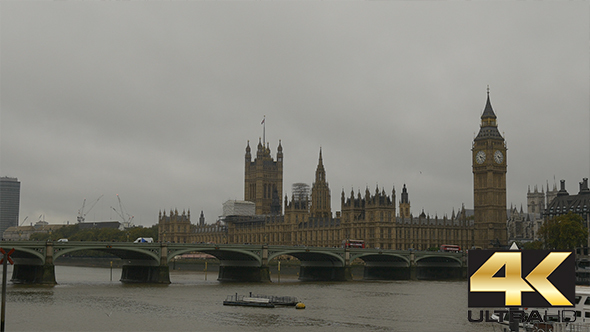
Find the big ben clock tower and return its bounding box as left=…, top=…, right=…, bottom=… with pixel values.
left=472, top=90, right=508, bottom=249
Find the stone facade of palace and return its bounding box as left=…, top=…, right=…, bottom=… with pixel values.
left=159, top=94, right=512, bottom=250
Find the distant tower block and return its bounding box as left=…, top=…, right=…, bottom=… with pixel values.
left=0, top=177, right=20, bottom=236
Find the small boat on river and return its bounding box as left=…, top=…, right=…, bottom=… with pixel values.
left=223, top=293, right=275, bottom=308
left=245, top=292, right=299, bottom=306
left=223, top=292, right=300, bottom=308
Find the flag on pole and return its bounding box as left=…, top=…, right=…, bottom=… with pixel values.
left=261, top=117, right=265, bottom=125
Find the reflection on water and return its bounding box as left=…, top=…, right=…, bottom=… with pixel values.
left=214, top=311, right=389, bottom=330
left=10, top=288, right=54, bottom=305
left=2, top=265, right=499, bottom=332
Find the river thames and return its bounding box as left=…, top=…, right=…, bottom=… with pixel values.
left=3, top=265, right=500, bottom=332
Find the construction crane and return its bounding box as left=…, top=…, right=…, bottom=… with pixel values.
left=19, top=216, right=29, bottom=227
left=111, top=194, right=134, bottom=229
left=77, top=195, right=103, bottom=223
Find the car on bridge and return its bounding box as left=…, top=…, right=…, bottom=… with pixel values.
left=134, top=237, right=153, bottom=243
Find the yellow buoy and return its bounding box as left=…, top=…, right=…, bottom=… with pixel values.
left=295, top=302, right=306, bottom=309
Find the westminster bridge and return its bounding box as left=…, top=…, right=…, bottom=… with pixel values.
left=0, top=241, right=466, bottom=284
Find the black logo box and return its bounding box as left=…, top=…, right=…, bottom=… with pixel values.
left=468, top=250, right=575, bottom=308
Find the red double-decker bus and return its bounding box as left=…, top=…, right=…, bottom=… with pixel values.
left=342, top=239, right=365, bottom=248
left=440, top=244, right=461, bottom=252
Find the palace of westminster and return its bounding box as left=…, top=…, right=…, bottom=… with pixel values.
left=158, top=94, right=590, bottom=250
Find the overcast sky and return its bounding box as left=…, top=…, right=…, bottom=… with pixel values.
left=1, top=2, right=588, bottom=228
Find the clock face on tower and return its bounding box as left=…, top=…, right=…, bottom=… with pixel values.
left=475, top=150, right=486, bottom=164
left=494, top=150, right=504, bottom=164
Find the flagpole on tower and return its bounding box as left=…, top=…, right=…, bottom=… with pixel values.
left=262, top=115, right=266, bottom=147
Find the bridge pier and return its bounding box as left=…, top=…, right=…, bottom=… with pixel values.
left=11, top=263, right=56, bottom=284
left=11, top=242, right=56, bottom=285
left=409, top=251, right=417, bottom=280
left=120, top=243, right=171, bottom=284
left=217, top=245, right=270, bottom=282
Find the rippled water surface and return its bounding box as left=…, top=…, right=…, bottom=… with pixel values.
left=3, top=265, right=499, bottom=331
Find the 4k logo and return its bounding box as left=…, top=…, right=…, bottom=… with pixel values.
left=468, top=250, right=575, bottom=307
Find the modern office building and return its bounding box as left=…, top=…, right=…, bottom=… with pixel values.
left=0, top=177, right=21, bottom=238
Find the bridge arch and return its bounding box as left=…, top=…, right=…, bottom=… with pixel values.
left=350, top=252, right=410, bottom=266
left=415, top=254, right=463, bottom=266
left=350, top=252, right=412, bottom=280
left=53, top=243, right=169, bottom=284
left=166, top=244, right=267, bottom=282
left=268, top=249, right=345, bottom=266
left=267, top=248, right=349, bottom=281
left=167, top=246, right=261, bottom=265
left=414, top=254, right=464, bottom=280
left=54, top=245, right=160, bottom=263
left=10, top=247, right=46, bottom=265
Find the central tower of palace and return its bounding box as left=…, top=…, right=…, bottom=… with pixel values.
left=244, top=139, right=283, bottom=215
